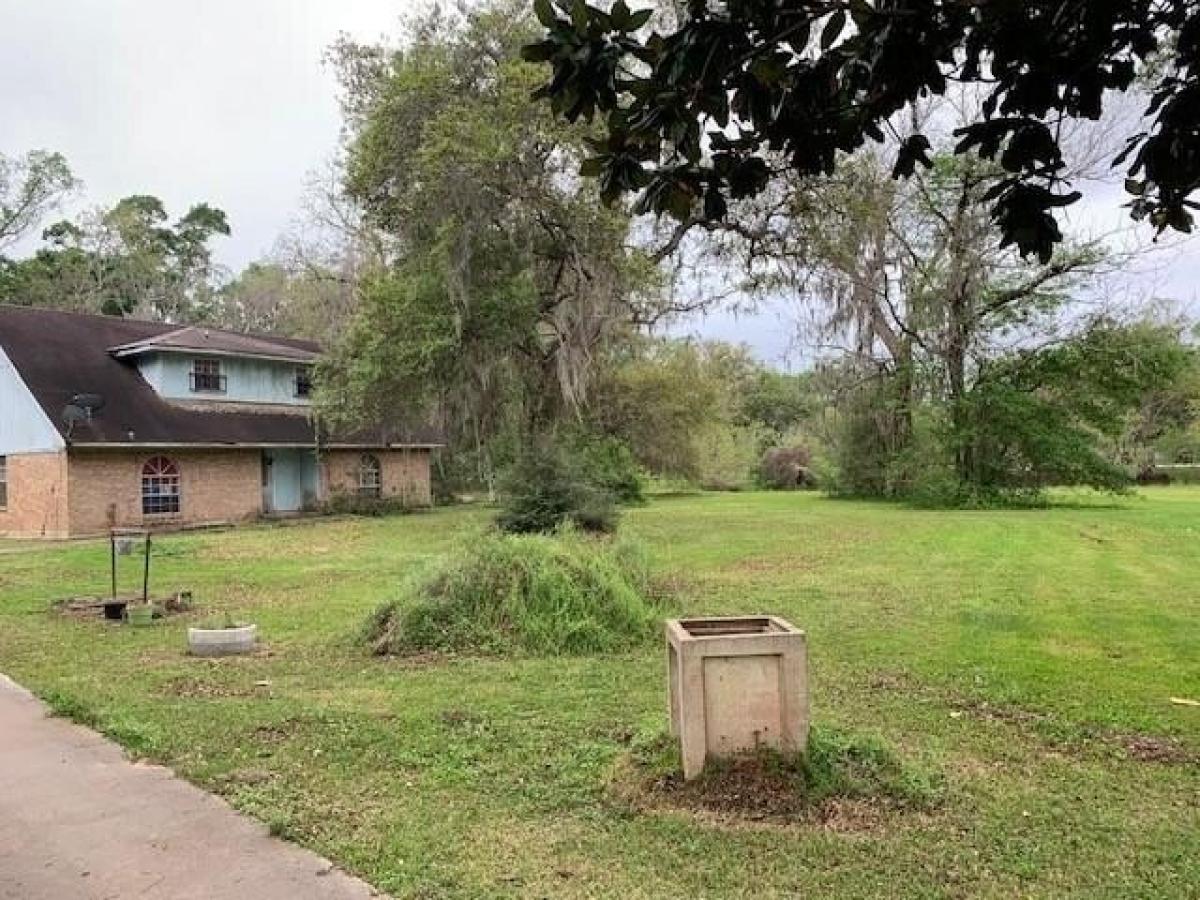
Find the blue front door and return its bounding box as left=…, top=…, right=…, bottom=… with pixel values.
left=262, top=449, right=319, bottom=513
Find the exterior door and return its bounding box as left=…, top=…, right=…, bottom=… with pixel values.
left=261, top=452, right=274, bottom=514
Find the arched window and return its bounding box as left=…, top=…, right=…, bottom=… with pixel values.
left=357, top=454, right=382, bottom=498
left=142, top=456, right=181, bottom=515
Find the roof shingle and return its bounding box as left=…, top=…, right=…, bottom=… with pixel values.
left=0, top=305, right=441, bottom=448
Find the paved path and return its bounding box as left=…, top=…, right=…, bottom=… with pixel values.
left=0, top=674, right=383, bottom=899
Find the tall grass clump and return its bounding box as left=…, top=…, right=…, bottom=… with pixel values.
left=364, top=527, right=663, bottom=656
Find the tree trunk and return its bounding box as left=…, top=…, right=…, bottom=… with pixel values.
left=946, top=289, right=972, bottom=485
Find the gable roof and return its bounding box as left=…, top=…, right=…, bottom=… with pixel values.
left=0, top=305, right=441, bottom=449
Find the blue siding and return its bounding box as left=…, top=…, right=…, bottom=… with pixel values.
left=0, top=346, right=64, bottom=453
left=138, top=353, right=311, bottom=406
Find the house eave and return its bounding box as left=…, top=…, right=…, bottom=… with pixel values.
left=67, top=441, right=444, bottom=451
left=109, top=346, right=318, bottom=365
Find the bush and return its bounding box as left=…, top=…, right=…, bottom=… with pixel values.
left=759, top=445, right=816, bottom=489
left=826, top=377, right=915, bottom=498
left=496, top=442, right=619, bottom=534
left=320, top=491, right=413, bottom=517
left=363, top=528, right=663, bottom=655
left=692, top=422, right=764, bottom=491
left=1143, top=464, right=1200, bottom=485
left=571, top=435, right=645, bottom=505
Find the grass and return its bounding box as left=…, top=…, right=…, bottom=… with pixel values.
left=0, top=491, right=1197, bottom=897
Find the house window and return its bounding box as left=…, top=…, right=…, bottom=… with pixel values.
left=357, top=454, right=382, bottom=498
left=141, top=456, right=181, bottom=515
left=189, top=358, right=225, bottom=393
left=294, top=367, right=313, bottom=398
left=0, top=456, right=6, bottom=509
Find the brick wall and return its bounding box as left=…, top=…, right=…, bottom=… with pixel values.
left=0, top=446, right=434, bottom=538
left=323, top=448, right=432, bottom=506
left=0, top=451, right=70, bottom=538
left=67, top=449, right=262, bottom=536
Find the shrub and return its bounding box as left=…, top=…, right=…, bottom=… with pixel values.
left=692, top=422, right=764, bottom=491
left=429, top=455, right=460, bottom=505
left=759, top=445, right=816, bottom=489
left=571, top=435, right=646, bottom=505
left=496, top=442, right=618, bottom=534
left=320, top=491, right=413, bottom=517
left=826, top=377, right=916, bottom=498
left=363, top=528, right=663, bottom=656
left=1143, top=464, right=1200, bottom=485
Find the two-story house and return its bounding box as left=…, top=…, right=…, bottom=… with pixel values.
left=0, top=305, right=440, bottom=538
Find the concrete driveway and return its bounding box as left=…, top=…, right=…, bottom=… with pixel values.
left=0, top=674, right=383, bottom=899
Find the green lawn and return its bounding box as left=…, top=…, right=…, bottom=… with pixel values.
left=1, top=490, right=1197, bottom=898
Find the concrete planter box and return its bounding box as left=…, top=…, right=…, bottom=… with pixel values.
left=666, top=616, right=809, bottom=780
left=187, top=624, right=257, bottom=657
left=125, top=604, right=156, bottom=626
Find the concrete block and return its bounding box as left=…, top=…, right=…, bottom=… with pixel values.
left=188, top=624, right=258, bottom=656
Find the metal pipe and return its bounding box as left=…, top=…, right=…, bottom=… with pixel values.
left=142, top=535, right=151, bottom=604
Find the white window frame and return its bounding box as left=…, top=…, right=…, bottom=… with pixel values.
left=357, top=454, right=382, bottom=498
left=141, top=456, right=182, bottom=516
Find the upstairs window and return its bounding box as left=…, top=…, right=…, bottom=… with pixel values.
left=141, top=456, right=181, bottom=515
left=357, top=454, right=382, bottom=498
left=294, top=366, right=313, bottom=399
left=0, top=456, right=6, bottom=509
left=190, top=358, right=225, bottom=393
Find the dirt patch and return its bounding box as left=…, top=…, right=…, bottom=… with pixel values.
left=649, top=755, right=817, bottom=820
left=612, top=754, right=910, bottom=832
left=721, top=554, right=819, bottom=576
left=158, top=676, right=264, bottom=699
left=251, top=720, right=304, bottom=744
left=439, top=709, right=486, bottom=729
left=1120, top=734, right=1197, bottom=765
left=866, top=669, right=922, bottom=692
left=610, top=731, right=941, bottom=832
left=55, top=591, right=194, bottom=619
left=945, top=696, right=1197, bottom=766
left=949, top=697, right=1052, bottom=728
left=813, top=797, right=891, bottom=833
left=860, top=672, right=1198, bottom=769
left=216, top=767, right=278, bottom=787
left=949, top=698, right=1197, bottom=764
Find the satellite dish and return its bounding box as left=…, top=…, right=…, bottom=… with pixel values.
left=62, top=404, right=89, bottom=439
left=62, top=404, right=88, bottom=424
left=72, top=393, right=105, bottom=416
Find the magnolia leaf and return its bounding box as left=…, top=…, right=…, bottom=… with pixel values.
left=533, top=0, right=556, bottom=28
left=820, top=10, right=846, bottom=50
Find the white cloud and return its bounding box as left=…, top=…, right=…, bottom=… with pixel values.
left=0, top=0, right=405, bottom=268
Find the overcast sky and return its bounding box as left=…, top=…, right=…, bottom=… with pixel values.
left=3, top=0, right=1197, bottom=368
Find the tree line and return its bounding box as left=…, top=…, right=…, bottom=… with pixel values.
left=2, top=0, right=1197, bottom=507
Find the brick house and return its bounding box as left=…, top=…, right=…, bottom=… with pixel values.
left=0, top=306, right=441, bottom=538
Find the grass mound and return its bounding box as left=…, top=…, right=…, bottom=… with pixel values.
left=363, top=528, right=664, bottom=656
left=611, top=727, right=942, bottom=826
